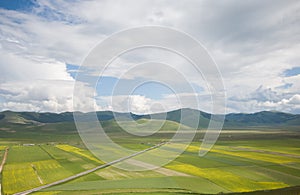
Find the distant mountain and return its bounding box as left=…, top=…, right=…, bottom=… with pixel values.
left=0, top=109, right=299, bottom=128
left=148, top=108, right=300, bottom=128
left=224, top=111, right=300, bottom=127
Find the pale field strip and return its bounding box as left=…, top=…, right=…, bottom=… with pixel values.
left=229, top=146, right=300, bottom=158
left=12, top=142, right=167, bottom=195
left=125, top=159, right=191, bottom=177
left=31, top=164, right=44, bottom=184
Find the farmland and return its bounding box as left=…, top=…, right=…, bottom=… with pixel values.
left=1, top=130, right=299, bottom=195
left=0, top=111, right=299, bottom=194
left=1, top=144, right=103, bottom=194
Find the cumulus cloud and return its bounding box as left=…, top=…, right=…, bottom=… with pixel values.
left=0, top=48, right=96, bottom=112
left=97, top=95, right=152, bottom=114
left=96, top=92, right=214, bottom=115
left=0, top=0, right=300, bottom=113
left=287, top=94, right=300, bottom=105
left=0, top=81, right=73, bottom=112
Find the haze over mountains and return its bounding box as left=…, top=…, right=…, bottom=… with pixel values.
left=1, top=108, right=299, bottom=129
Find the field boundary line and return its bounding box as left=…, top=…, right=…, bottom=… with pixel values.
left=231, top=147, right=300, bottom=158
left=13, top=142, right=167, bottom=195
left=0, top=147, right=9, bottom=195
left=38, top=145, right=56, bottom=160
left=31, top=164, right=44, bottom=184
left=0, top=147, right=8, bottom=173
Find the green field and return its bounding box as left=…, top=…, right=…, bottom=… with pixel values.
left=0, top=115, right=300, bottom=195
left=1, top=133, right=300, bottom=195
left=1, top=144, right=103, bottom=194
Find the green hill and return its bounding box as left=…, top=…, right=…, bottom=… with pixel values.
left=0, top=109, right=299, bottom=130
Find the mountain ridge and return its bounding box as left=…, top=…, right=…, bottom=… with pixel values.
left=1, top=108, right=299, bottom=128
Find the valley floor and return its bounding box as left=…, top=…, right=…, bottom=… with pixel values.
left=0, top=131, right=300, bottom=195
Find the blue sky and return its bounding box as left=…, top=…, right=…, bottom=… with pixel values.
left=97, top=77, right=176, bottom=99
left=0, top=0, right=300, bottom=113
left=284, top=67, right=300, bottom=77
left=0, top=0, right=36, bottom=10
left=67, top=63, right=204, bottom=99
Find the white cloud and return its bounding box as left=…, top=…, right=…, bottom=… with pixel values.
left=0, top=0, right=300, bottom=113
left=0, top=80, right=73, bottom=112
left=284, top=94, right=300, bottom=105
left=0, top=50, right=72, bottom=82
left=96, top=92, right=214, bottom=114
left=0, top=48, right=96, bottom=112
left=129, top=95, right=152, bottom=114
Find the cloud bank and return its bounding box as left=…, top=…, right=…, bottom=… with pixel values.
left=0, top=0, right=300, bottom=113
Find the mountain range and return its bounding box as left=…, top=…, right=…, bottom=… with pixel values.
left=1, top=108, right=299, bottom=129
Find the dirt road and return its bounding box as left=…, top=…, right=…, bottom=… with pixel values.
left=13, top=142, right=166, bottom=195
left=0, top=147, right=9, bottom=195
left=0, top=147, right=8, bottom=173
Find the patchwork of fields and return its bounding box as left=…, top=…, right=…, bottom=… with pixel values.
left=1, top=137, right=300, bottom=195
left=1, top=144, right=103, bottom=194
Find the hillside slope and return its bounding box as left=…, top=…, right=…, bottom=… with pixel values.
left=0, top=109, right=299, bottom=129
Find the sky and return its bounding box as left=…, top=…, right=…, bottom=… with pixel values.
left=0, top=0, right=300, bottom=114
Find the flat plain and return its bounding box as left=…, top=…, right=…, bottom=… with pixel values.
left=1, top=128, right=300, bottom=195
